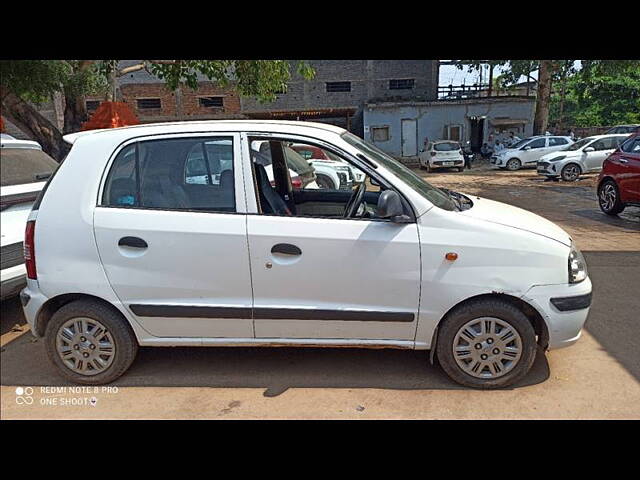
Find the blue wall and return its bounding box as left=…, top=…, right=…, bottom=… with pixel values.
left=363, top=99, right=536, bottom=158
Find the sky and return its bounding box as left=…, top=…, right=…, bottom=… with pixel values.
left=438, top=61, right=582, bottom=87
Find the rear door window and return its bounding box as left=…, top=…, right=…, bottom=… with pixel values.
left=102, top=136, right=236, bottom=212
left=0, top=148, right=57, bottom=187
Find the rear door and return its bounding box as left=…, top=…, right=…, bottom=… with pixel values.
left=93, top=133, right=254, bottom=338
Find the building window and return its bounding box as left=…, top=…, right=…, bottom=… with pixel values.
left=371, top=126, right=390, bottom=143
left=326, top=81, right=351, bottom=93
left=445, top=125, right=462, bottom=141
left=136, top=98, right=162, bottom=110
left=86, top=100, right=100, bottom=113
left=198, top=96, right=224, bottom=108
left=389, top=79, right=415, bottom=90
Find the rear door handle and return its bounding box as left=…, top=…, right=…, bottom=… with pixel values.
left=619, top=158, right=629, bottom=163
left=118, top=236, right=148, bottom=248
left=271, top=243, right=302, bottom=256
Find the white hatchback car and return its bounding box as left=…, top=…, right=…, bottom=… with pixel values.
left=537, top=134, right=629, bottom=181
left=20, top=121, right=592, bottom=389
left=491, top=136, right=574, bottom=171
left=419, top=141, right=465, bottom=172
left=1, top=138, right=57, bottom=300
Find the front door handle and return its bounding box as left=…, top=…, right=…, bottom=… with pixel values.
left=118, top=236, right=148, bottom=248
left=271, top=243, right=302, bottom=256
left=619, top=158, right=629, bottom=163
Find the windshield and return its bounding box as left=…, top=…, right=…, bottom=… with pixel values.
left=434, top=142, right=460, bottom=152
left=341, top=132, right=457, bottom=211
left=566, top=137, right=595, bottom=151
left=1, top=148, right=57, bottom=187
left=509, top=138, right=530, bottom=149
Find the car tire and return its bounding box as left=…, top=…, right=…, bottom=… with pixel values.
left=457, top=167, right=464, bottom=172
left=506, top=158, right=521, bottom=171
left=598, top=179, right=625, bottom=216
left=45, top=299, right=138, bottom=385
left=561, top=163, right=581, bottom=182
left=436, top=299, right=537, bottom=389
left=315, top=173, right=336, bottom=190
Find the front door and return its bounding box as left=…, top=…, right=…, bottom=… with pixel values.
left=401, top=119, right=418, bottom=157
left=245, top=136, right=421, bottom=341
left=93, top=133, right=254, bottom=338
left=521, top=137, right=548, bottom=165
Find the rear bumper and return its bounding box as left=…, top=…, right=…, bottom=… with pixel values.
left=20, top=279, right=49, bottom=337
left=522, top=277, right=593, bottom=350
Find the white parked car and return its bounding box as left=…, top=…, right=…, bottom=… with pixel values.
left=537, top=134, right=629, bottom=181
left=419, top=141, right=465, bottom=172
left=20, top=121, right=591, bottom=389
left=291, top=143, right=363, bottom=189
left=491, top=136, right=574, bottom=171
left=1, top=138, right=57, bottom=300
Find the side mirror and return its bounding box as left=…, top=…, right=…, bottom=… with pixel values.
left=377, top=190, right=411, bottom=223
left=522, top=146, right=531, bottom=151
left=583, top=146, right=595, bottom=152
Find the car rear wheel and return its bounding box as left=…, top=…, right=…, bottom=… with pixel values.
left=436, top=299, right=537, bottom=389
left=45, top=299, right=138, bottom=385
left=598, top=179, right=625, bottom=216
left=506, top=158, right=521, bottom=171
left=561, top=163, right=581, bottom=182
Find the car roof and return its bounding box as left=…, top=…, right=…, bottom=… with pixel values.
left=0, top=138, right=42, bottom=150
left=584, top=133, right=630, bottom=139
left=432, top=140, right=460, bottom=143
left=63, top=120, right=348, bottom=145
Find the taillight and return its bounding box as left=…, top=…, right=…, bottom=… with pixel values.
left=24, top=220, right=36, bottom=280
left=291, top=176, right=302, bottom=189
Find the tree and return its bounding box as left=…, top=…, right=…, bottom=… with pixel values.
left=550, top=63, right=640, bottom=127
left=453, top=60, right=640, bottom=135
left=1, top=60, right=315, bottom=162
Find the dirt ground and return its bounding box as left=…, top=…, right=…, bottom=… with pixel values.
left=1, top=163, right=638, bottom=419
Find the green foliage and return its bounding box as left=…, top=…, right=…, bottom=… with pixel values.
left=550, top=63, right=640, bottom=127
left=2, top=59, right=315, bottom=107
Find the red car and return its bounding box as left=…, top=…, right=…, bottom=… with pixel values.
left=597, top=133, right=640, bottom=215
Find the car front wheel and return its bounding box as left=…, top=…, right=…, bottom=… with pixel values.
left=436, top=299, right=537, bottom=389
left=45, top=299, right=138, bottom=385
left=561, top=163, right=581, bottom=182
left=506, top=158, right=521, bottom=171
left=598, top=179, right=625, bottom=215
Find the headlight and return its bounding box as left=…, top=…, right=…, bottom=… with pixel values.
left=549, top=155, right=567, bottom=162
left=568, top=243, right=587, bottom=283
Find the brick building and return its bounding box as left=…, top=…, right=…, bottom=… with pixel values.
left=242, top=60, right=440, bottom=136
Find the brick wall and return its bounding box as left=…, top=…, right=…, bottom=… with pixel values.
left=85, top=82, right=243, bottom=124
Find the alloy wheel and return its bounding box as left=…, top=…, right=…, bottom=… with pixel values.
left=562, top=164, right=580, bottom=181
left=506, top=159, right=521, bottom=171
left=452, top=317, right=522, bottom=379
left=56, top=317, right=116, bottom=375
left=599, top=183, right=617, bottom=211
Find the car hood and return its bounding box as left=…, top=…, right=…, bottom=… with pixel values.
left=540, top=150, right=574, bottom=161
left=458, top=194, right=571, bottom=246
left=496, top=148, right=518, bottom=157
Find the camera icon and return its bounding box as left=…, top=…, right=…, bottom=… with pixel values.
left=15, top=387, right=34, bottom=405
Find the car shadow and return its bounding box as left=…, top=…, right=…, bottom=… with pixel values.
left=571, top=209, right=640, bottom=229
left=582, top=251, right=640, bottom=383
left=1, top=332, right=551, bottom=396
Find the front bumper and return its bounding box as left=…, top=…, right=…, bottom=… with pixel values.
left=537, top=161, right=560, bottom=176
left=522, top=276, right=593, bottom=350
left=490, top=156, right=505, bottom=168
